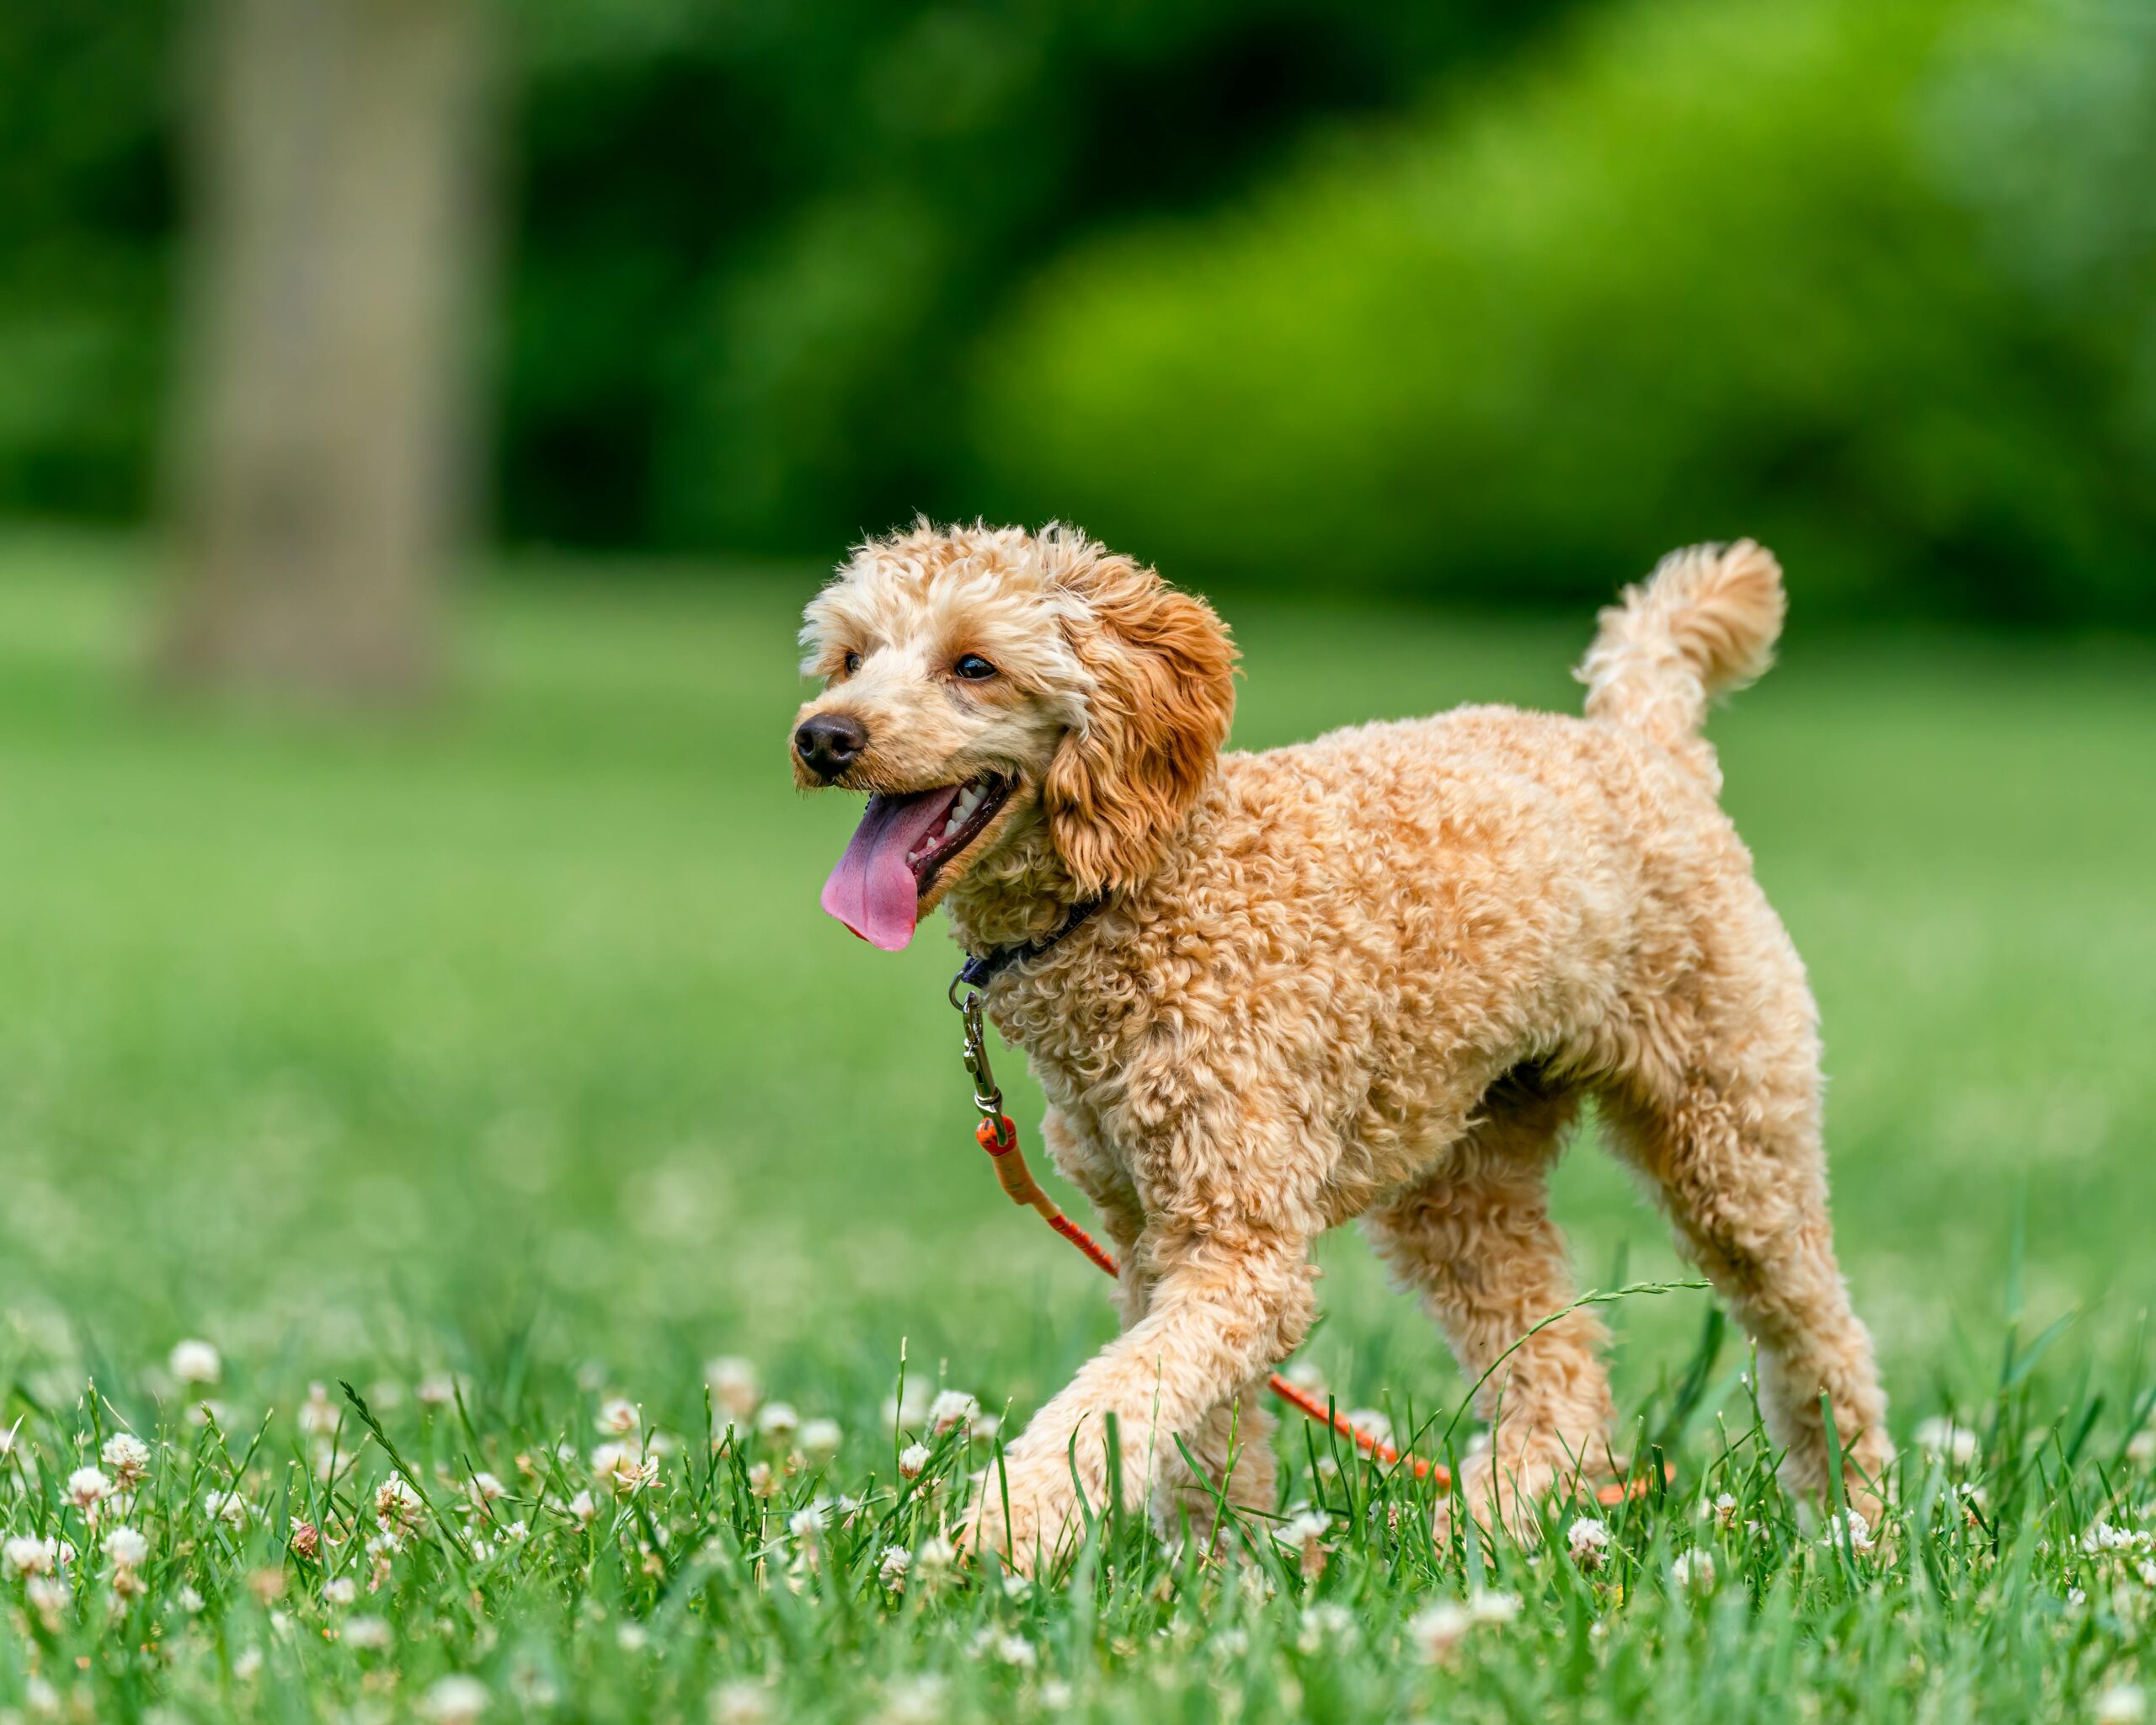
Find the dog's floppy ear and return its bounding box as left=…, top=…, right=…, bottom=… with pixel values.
left=1045, top=556, right=1235, bottom=895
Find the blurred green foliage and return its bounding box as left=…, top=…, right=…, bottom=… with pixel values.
left=0, top=3, right=173, bottom=519
left=0, top=0, right=1546, bottom=548
left=975, top=0, right=2156, bottom=620
left=0, top=0, right=2150, bottom=621
left=506, top=0, right=1548, bottom=553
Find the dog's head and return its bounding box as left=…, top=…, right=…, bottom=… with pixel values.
left=792, top=522, right=1235, bottom=949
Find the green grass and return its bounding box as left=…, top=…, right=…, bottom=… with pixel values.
left=0, top=525, right=2153, bottom=1720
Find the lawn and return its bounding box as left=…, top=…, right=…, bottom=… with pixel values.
left=0, top=526, right=2153, bottom=1720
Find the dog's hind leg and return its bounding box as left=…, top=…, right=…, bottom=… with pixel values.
left=1364, top=1075, right=1615, bottom=1541
left=1598, top=956, right=1892, bottom=1525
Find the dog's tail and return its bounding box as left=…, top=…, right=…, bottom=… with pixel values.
left=1577, top=541, right=1785, bottom=772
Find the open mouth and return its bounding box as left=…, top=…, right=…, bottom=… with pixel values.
left=900, top=771, right=1014, bottom=892
left=819, top=770, right=1014, bottom=951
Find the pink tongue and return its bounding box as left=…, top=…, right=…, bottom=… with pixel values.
left=820, top=788, right=963, bottom=951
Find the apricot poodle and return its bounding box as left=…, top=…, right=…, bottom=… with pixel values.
left=792, top=521, right=1890, bottom=1570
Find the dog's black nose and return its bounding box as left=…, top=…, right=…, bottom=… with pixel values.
left=794, top=713, right=868, bottom=782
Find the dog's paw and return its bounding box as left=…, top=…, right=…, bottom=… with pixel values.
left=1431, top=1447, right=1603, bottom=1549
left=1433, top=1455, right=1535, bottom=1549
left=1778, top=1423, right=1895, bottom=1537
left=963, top=1465, right=1079, bottom=1578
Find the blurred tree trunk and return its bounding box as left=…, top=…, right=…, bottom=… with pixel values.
left=158, top=0, right=493, bottom=700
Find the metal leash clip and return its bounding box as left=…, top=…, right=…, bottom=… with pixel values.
left=952, top=981, right=1003, bottom=1123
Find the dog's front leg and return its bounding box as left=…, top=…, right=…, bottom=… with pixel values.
left=969, top=1223, right=1314, bottom=1575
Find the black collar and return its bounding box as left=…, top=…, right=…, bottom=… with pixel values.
left=953, top=896, right=1107, bottom=996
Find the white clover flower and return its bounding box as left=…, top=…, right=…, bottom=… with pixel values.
left=710, top=1680, right=774, bottom=1725
left=4, top=1535, right=58, bottom=1577
left=371, top=1534, right=408, bottom=1589
left=1343, top=1410, right=1393, bottom=1452
left=168, top=1339, right=221, bottom=1385
left=592, top=1442, right=659, bottom=1498
left=1671, top=1550, right=1716, bottom=1593
left=1406, top=1600, right=1471, bottom=1664
left=2097, top=1684, right=2148, bottom=1725
left=882, top=1384, right=931, bottom=1433
left=66, top=1466, right=112, bottom=1509
left=178, top=1583, right=205, bottom=1613
left=1275, top=1507, right=1331, bottom=1578
left=2084, top=1519, right=2137, bottom=1557
left=101, top=1434, right=152, bottom=1491
left=231, top=1646, right=263, bottom=1682
left=27, top=1573, right=69, bottom=1621
left=1914, top=1416, right=1979, bottom=1468
left=755, top=1402, right=799, bottom=1442
left=799, top=1418, right=843, bottom=1463
left=787, top=1505, right=825, bottom=1543
left=2129, top=1431, right=2156, bottom=1467
left=470, top=1471, right=506, bottom=1504
left=1039, top=1679, right=1074, bottom=1711
left=874, top=1677, right=948, bottom=1725
left=204, top=1488, right=249, bottom=1530
left=416, top=1375, right=459, bottom=1409
left=1297, top=1601, right=1358, bottom=1652
left=1468, top=1588, right=1521, bottom=1625
left=344, top=1614, right=392, bottom=1650
left=928, top=1391, right=979, bottom=1435
left=915, top=1535, right=958, bottom=1581
left=2139, top=1559, right=2156, bottom=1589
left=705, top=1358, right=760, bottom=1424
left=897, top=1443, right=931, bottom=1481
left=568, top=1489, right=598, bottom=1527
left=745, top=1462, right=777, bottom=1499
left=375, top=1477, right=425, bottom=1535
left=101, top=1525, right=148, bottom=1569
left=419, top=1673, right=491, bottom=1724
left=1566, top=1515, right=1611, bottom=1571
left=299, top=1383, right=340, bottom=1439
left=1827, top=1509, right=1876, bottom=1555
left=878, top=1544, right=911, bottom=1592
left=1711, top=1492, right=1740, bottom=1530
left=323, top=1576, right=358, bottom=1607
left=596, top=1397, right=640, bottom=1437
left=986, top=1632, right=1035, bottom=1669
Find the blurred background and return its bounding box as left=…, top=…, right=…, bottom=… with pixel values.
left=0, top=0, right=2150, bottom=1413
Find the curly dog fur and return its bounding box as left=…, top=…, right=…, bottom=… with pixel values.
left=792, top=522, right=1890, bottom=1570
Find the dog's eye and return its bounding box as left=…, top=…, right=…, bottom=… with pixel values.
left=841, top=650, right=862, bottom=676
left=953, top=654, right=997, bottom=681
